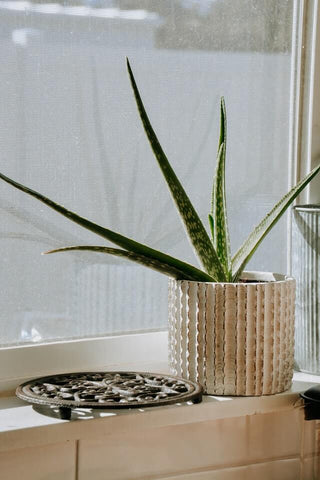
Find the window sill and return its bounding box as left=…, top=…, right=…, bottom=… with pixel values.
left=0, top=370, right=317, bottom=454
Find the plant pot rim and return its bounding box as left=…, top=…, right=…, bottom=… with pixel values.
left=174, top=271, right=294, bottom=286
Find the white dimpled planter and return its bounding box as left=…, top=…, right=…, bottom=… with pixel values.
left=168, top=272, right=295, bottom=396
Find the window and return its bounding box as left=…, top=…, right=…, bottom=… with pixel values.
left=0, top=0, right=318, bottom=387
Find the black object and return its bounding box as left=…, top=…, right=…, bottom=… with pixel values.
left=300, top=385, right=320, bottom=420
left=16, top=371, right=203, bottom=420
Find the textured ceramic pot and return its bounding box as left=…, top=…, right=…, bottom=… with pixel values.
left=292, top=205, right=320, bottom=374
left=168, top=271, right=295, bottom=396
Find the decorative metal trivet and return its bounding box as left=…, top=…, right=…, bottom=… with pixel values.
left=16, top=371, right=202, bottom=420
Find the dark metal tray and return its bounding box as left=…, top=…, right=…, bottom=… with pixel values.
left=16, top=371, right=203, bottom=419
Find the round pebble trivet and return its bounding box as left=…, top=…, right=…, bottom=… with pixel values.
left=16, top=371, right=203, bottom=419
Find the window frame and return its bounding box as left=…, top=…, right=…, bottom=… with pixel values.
left=287, top=0, right=320, bottom=269
left=291, top=0, right=320, bottom=202
left=0, top=0, right=319, bottom=392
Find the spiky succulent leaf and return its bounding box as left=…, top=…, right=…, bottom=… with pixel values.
left=44, top=245, right=198, bottom=279
left=210, top=98, right=231, bottom=280
left=232, top=162, right=320, bottom=281
left=208, top=213, right=214, bottom=240
left=126, top=58, right=225, bottom=281
left=0, top=171, right=215, bottom=283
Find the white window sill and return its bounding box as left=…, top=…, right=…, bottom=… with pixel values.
left=0, top=370, right=317, bottom=454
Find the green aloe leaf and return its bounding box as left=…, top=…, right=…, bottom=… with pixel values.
left=44, top=245, right=196, bottom=279
left=126, top=58, right=225, bottom=282
left=0, top=171, right=215, bottom=283
left=212, top=143, right=231, bottom=279
left=208, top=213, right=214, bottom=240
left=232, top=162, right=320, bottom=281
left=211, top=97, right=231, bottom=279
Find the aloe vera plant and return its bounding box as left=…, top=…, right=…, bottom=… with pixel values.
left=0, top=58, right=319, bottom=283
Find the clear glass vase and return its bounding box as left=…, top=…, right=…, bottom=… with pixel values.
left=292, top=205, right=320, bottom=374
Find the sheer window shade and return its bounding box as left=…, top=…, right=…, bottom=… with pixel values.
left=0, top=0, right=294, bottom=346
